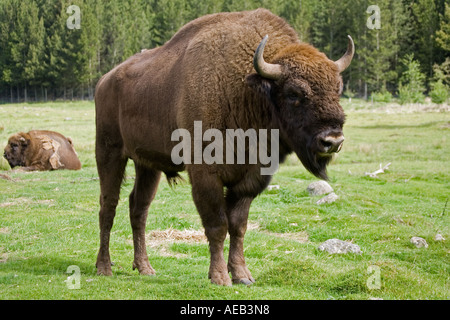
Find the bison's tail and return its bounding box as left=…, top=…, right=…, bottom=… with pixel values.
left=165, top=172, right=185, bottom=187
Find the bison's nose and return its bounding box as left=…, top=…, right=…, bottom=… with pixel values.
left=319, top=134, right=345, bottom=154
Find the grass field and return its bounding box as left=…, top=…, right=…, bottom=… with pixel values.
left=0, top=99, right=448, bottom=300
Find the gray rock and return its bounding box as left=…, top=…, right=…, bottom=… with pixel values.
left=316, top=192, right=339, bottom=205
left=307, top=180, right=333, bottom=196
left=317, top=239, right=362, bottom=254
left=434, top=234, right=445, bottom=241
left=410, top=236, right=428, bottom=248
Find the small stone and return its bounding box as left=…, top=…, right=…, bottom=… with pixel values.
left=266, top=185, right=280, bottom=191
left=434, top=234, right=445, bottom=241
left=307, top=180, right=333, bottom=196
left=410, top=236, right=428, bottom=248
left=317, top=238, right=362, bottom=254
left=316, top=192, right=339, bottom=205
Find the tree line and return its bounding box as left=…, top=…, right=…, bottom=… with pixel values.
left=0, top=0, right=449, bottom=103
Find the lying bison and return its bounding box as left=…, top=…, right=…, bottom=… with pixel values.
left=95, top=9, right=353, bottom=285
left=3, top=130, right=81, bottom=171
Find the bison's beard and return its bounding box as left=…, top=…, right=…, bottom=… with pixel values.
left=278, top=126, right=332, bottom=180
left=5, top=157, right=20, bottom=169
left=302, top=151, right=332, bottom=180
left=3, top=152, right=24, bottom=169
left=294, top=140, right=332, bottom=181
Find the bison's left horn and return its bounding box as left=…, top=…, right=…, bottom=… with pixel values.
left=335, top=35, right=355, bottom=73
left=254, top=35, right=283, bottom=80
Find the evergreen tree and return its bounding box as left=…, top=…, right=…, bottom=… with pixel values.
left=0, top=0, right=447, bottom=102
left=0, top=0, right=17, bottom=101
left=435, top=3, right=450, bottom=53
left=411, top=0, right=440, bottom=81
left=398, top=54, right=426, bottom=104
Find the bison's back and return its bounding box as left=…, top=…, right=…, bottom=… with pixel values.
left=27, top=130, right=81, bottom=170
left=176, top=9, right=298, bottom=129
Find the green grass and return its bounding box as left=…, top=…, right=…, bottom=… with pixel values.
left=0, top=99, right=449, bottom=300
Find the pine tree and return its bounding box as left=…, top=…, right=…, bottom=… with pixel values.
left=0, top=0, right=17, bottom=102
left=398, top=54, right=426, bottom=104
left=77, top=0, right=102, bottom=99
left=435, top=3, right=450, bottom=53
left=411, top=0, right=440, bottom=80
left=5, top=0, right=46, bottom=101
left=0, top=0, right=446, bottom=102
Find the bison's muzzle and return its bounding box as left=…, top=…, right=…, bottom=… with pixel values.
left=317, top=133, right=345, bottom=155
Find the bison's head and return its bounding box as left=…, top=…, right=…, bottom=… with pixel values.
left=3, top=133, right=29, bottom=169
left=247, top=35, right=354, bottom=180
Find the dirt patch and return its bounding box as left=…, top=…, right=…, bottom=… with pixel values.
left=0, top=173, right=13, bottom=181
left=138, top=224, right=308, bottom=258
left=249, top=222, right=309, bottom=243
left=0, top=197, right=54, bottom=208
left=348, top=102, right=450, bottom=114
left=147, top=228, right=207, bottom=245
left=269, top=231, right=310, bottom=243
left=142, top=228, right=207, bottom=258
left=0, top=252, right=8, bottom=263
left=440, top=122, right=450, bottom=129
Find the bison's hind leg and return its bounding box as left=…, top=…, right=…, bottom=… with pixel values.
left=96, top=149, right=128, bottom=276
left=129, top=163, right=161, bottom=275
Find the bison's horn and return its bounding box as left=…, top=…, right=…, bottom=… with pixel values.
left=335, top=35, right=355, bottom=73
left=254, top=35, right=283, bottom=80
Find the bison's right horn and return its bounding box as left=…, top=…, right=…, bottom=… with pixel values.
left=335, top=35, right=355, bottom=73
left=254, top=35, right=283, bottom=80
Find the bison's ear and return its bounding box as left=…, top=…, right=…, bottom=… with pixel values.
left=246, top=74, right=274, bottom=101
left=19, top=135, right=29, bottom=147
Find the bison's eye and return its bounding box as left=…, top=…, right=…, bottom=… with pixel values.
left=286, top=92, right=299, bottom=101
left=10, top=143, right=18, bottom=149
left=285, top=91, right=307, bottom=108
left=285, top=89, right=300, bottom=102
left=284, top=85, right=309, bottom=107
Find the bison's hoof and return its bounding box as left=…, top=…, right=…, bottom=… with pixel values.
left=210, top=278, right=232, bottom=286
left=96, top=261, right=113, bottom=276
left=209, top=272, right=232, bottom=286
left=228, top=263, right=255, bottom=285
left=96, top=267, right=113, bottom=276
left=132, top=261, right=156, bottom=276
left=232, top=277, right=255, bottom=286
left=139, top=268, right=156, bottom=276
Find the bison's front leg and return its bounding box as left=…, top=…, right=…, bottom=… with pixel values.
left=225, top=191, right=255, bottom=285
left=189, top=169, right=231, bottom=286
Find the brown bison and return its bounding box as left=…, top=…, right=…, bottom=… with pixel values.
left=95, top=9, right=354, bottom=285
left=3, top=130, right=81, bottom=171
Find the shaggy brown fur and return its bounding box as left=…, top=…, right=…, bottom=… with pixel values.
left=3, top=130, right=81, bottom=171
left=95, top=9, right=352, bottom=285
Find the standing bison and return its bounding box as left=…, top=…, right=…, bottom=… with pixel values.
left=95, top=9, right=354, bottom=286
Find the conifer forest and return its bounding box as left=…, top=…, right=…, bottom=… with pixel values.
left=0, top=0, right=449, bottom=103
